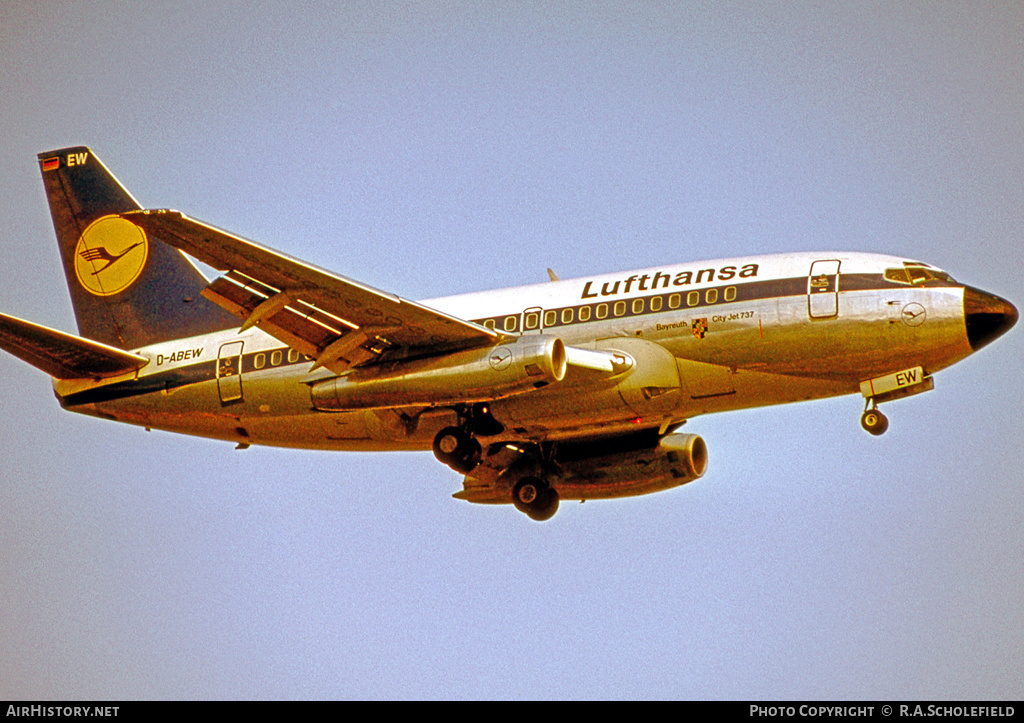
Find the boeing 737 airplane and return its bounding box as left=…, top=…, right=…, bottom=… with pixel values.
left=0, top=146, right=1016, bottom=520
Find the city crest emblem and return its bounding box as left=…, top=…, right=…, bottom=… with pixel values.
left=692, top=318, right=709, bottom=339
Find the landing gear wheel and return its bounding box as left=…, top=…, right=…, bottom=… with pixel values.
left=860, top=409, right=889, bottom=436
left=512, top=476, right=560, bottom=521
left=513, top=477, right=541, bottom=507
left=432, top=426, right=481, bottom=473
left=452, top=437, right=481, bottom=473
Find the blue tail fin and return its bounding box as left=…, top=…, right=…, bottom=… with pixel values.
left=38, top=146, right=237, bottom=349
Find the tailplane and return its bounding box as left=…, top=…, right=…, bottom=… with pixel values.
left=38, top=146, right=237, bottom=349
left=0, top=311, right=148, bottom=380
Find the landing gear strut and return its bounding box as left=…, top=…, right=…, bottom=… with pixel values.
left=860, top=403, right=889, bottom=436
left=512, top=476, right=560, bottom=522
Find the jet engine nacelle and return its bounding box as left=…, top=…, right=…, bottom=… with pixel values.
left=453, top=431, right=708, bottom=505
left=310, top=335, right=566, bottom=411
left=550, top=431, right=708, bottom=500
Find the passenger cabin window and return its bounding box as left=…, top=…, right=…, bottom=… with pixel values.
left=524, top=313, right=539, bottom=330
left=503, top=316, right=518, bottom=332
left=578, top=306, right=592, bottom=322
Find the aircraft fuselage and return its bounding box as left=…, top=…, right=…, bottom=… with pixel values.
left=53, top=251, right=995, bottom=453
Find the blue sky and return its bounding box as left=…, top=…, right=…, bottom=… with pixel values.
left=1, top=1, right=1021, bottom=699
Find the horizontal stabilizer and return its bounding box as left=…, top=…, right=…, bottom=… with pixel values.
left=0, top=311, right=148, bottom=379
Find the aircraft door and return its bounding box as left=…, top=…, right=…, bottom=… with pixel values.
left=217, top=341, right=244, bottom=404
left=521, top=306, right=543, bottom=334
left=808, top=260, right=841, bottom=319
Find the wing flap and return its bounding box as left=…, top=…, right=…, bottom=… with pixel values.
left=202, top=270, right=384, bottom=372
left=0, top=312, right=148, bottom=380
left=123, top=210, right=503, bottom=371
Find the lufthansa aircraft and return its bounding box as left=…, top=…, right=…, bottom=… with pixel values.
left=0, top=147, right=1016, bottom=520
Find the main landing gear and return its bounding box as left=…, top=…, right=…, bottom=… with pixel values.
left=433, top=404, right=561, bottom=521
left=512, top=476, right=560, bottom=522
left=431, top=403, right=503, bottom=474
left=860, top=402, right=889, bottom=436
left=432, top=425, right=482, bottom=473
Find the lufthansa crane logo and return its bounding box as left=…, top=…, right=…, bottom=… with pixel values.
left=901, top=302, right=926, bottom=327
left=489, top=347, right=513, bottom=371
left=74, top=216, right=149, bottom=296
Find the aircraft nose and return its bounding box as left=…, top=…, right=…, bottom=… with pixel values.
left=964, top=286, right=1018, bottom=351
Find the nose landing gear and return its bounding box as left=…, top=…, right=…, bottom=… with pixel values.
left=860, top=404, right=889, bottom=436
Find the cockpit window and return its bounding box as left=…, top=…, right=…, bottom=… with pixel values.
left=884, top=265, right=954, bottom=285
left=884, top=268, right=910, bottom=284
left=907, top=267, right=931, bottom=284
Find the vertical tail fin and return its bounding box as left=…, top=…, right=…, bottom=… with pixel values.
left=38, top=146, right=237, bottom=349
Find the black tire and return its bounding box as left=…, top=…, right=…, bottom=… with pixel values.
left=512, top=477, right=559, bottom=521
left=525, top=488, right=559, bottom=522
left=433, top=426, right=465, bottom=461
left=432, top=426, right=481, bottom=473
left=512, top=477, right=542, bottom=511
left=861, top=409, right=889, bottom=436
left=450, top=437, right=482, bottom=474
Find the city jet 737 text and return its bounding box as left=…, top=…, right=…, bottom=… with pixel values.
left=0, top=147, right=1016, bottom=520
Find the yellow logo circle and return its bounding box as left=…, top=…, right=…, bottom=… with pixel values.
left=74, top=216, right=149, bottom=296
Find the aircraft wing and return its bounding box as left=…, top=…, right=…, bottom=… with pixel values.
left=123, top=210, right=505, bottom=373
left=0, top=311, right=148, bottom=380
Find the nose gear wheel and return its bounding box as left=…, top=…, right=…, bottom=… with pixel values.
left=860, top=406, right=889, bottom=436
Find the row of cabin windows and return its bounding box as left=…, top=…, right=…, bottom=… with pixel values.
left=481, top=286, right=738, bottom=333
left=252, top=348, right=305, bottom=370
